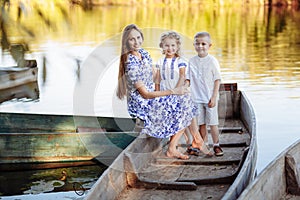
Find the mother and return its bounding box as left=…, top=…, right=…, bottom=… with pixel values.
left=116, top=24, right=210, bottom=159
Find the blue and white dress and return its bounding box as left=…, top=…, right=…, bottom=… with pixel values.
left=125, top=48, right=196, bottom=138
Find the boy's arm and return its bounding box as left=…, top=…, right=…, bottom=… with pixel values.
left=208, top=79, right=220, bottom=108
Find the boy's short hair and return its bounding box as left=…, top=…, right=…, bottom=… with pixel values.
left=194, top=32, right=211, bottom=43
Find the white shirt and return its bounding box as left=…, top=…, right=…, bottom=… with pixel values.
left=156, top=57, right=187, bottom=90
left=187, top=54, right=221, bottom=103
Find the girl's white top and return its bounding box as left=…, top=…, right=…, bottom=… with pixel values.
left=156, top=57, right=187, bottom=90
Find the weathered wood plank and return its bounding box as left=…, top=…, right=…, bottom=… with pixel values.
left=0, top=66, right=38, bottom=90
left=116, top=184, right=230, bottom=200
left=285, top=154, right=300, bottom=195
left=138, top=163, right=239, bottom=185
left=124, top=152, right=197, bottom=190
left=0, top=81, right=39, bottom=103
left=155, top=147, right=245, bottom=166
left=219, top=83, right=237, bottom=91
left=238, top=140, right=300, bottom=200
left=0, top=112, right=136, bottom=132
left=0, top=132, right=137, bottom=165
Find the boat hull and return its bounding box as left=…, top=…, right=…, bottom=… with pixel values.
left=238, top=139, right=300, bottom=200
left=0, top=60, right=39, bottom=103
left=0, top=113, right=138, bottom=170
left=85, top=83, right=257, bottom=200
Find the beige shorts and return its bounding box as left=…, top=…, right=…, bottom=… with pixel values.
left=195, top=103, right=219, bottom=126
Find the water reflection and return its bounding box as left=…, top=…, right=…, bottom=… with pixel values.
left=0, top=3, right=298, bottom=112
left=0, top=164, right=105, bottom=196
left=0, top=0, right=299, bottom=185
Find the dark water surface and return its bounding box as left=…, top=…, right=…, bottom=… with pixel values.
left=0, top=1, right=300, bottom=197
left=0, top=164, right=105, bottom=196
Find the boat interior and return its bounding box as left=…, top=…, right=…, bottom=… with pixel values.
left=87, top=83, right=256, bottom=200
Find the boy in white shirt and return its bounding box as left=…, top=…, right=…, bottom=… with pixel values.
left=186, top=32, right=223, bottom=156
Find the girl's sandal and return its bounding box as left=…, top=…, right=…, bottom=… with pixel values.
left=186, top=146, right=201, bottom=156
left=187, top=145, right=213, bottom=157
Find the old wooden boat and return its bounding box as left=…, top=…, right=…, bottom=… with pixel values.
left=238, top=139, right=300, bottom=200
left=0, top=112, right=138, bottom=171
left=0, top=60, right=39, bottom=103
left=85, top=83, right=257, bottom=200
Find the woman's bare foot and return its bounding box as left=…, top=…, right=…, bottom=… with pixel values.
left=166, top=150, right=189, bottom=160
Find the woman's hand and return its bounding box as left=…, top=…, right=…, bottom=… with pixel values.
left=171, top=85, right=190, bottom=95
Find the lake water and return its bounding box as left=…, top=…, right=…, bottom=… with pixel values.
left=0, top=1, right=300, bottom=197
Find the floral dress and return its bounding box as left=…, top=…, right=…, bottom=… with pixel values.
left=126, top=48, right=196, bottom=138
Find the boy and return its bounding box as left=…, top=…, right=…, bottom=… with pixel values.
left=186, top=32, right=223, bottom=156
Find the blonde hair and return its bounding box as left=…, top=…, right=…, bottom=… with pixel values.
left=116, top=24, right=144, bottom=99
left=194, top=31, right=211, bottom=44
left=159, top=31, right=182, bottom=57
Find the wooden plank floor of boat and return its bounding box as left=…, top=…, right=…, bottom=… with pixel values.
left=117, top=119, right=251, bottom=200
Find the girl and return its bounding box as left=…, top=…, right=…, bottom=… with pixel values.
left=155, top=31, right=186, bottom=92
left=155, top=31, right=191, bottom=146
left=116, top=24, right=211, bottom=160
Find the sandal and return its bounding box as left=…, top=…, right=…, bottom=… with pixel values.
left=213, top=145, right=224, bottom=156
left=187, top=145, right=213, bottom=157
left=186, top=147, right=201, bottom=156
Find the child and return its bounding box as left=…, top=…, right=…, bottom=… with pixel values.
left=155, top=31, right=191, bottom=146
left=186, top=31, right=224, bottom=156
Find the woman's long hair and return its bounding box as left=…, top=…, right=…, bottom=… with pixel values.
left=116, top=24, right=144, bottom=99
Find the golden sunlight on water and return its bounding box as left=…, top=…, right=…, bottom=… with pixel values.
left=0, top=1, right=300, bottom=192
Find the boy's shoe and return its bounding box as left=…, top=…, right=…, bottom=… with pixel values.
left=213, top=145, right=224, bottom=156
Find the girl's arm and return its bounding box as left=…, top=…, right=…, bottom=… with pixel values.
left=154, top=69, right=161, bottom=91
left=175, top=67, right=186, bottom=88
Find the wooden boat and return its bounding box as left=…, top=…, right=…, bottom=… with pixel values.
left=238, top=139, right=300, bottom=200
left=85, top=83, right=257, bottom=200
left=0, top=60, right=39, bottom=103
left=0, top=112, right=138, bottom=171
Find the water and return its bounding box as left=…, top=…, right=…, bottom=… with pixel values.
left=0, top=1, right=300, bottom=197
left=0, top=164, right=105, bottom=196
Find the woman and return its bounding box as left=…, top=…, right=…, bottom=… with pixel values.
left=116, top=24, right=211, bottom=159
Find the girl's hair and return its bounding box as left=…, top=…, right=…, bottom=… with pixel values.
left=159, top=31, right=182, bottom=57
left=116, top=24, right=144, bottom=99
